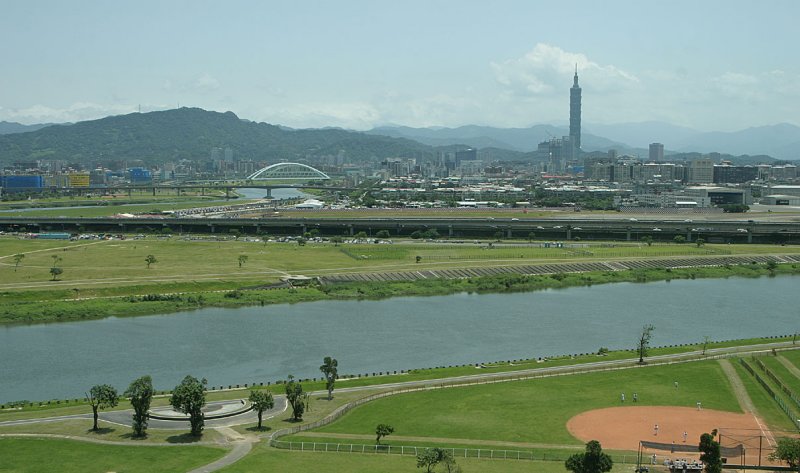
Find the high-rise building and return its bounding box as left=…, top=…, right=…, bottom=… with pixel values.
left=570, top=65, right=582, bottom=149
left=649, top=143, right=664, bottom=162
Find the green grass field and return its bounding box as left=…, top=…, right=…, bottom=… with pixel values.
left=0, top=437, right=226, bottom=473
left=730, top=359, right=797, bottom=431
left=218, top=442, right=630, bottom=473
left=314, top=361, right=740, bottom=445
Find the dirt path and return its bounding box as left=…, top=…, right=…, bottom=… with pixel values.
left=717, top=359, right=776, bottom=446
left=294, top=431, right=581, bottom=450
left=718, top=359, right=757, bottom=413
left=777, top=355, right=800, bottom=380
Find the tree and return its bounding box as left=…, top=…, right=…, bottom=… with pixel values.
left=49, top=266, right=63, bottom=281
left=87, top=384, right=118, bottom=431
left=375, top=230, right=390, bottom=239
left=50, top=255, right=63, bottom=280
left=238, top=254, right=248, bottom=268
left=354, top=231, right=368, bottom=239
left=673, top=235, right=686, bottom=244
left=527, top=232, right=536, bottom=242
left=296, top=237, right=306, bottom=246
left=565, top=440, right=613, bottom=473
left=699, top=430, right=722, bottom=473
left=319, top=356, right=338, bottom=400
left=285, top=375, right=305, bottom=421
left=641, top=236, right=653, bottom=246
left=702, top=335, right=711, bottom=355
left=768, top=437, right=800, bottom=471
left=12, top=253, right=24, bottom=272
left=248, top=389, right=274, bottom=430
left=124, top=375, right=154, bottom=437
left=169, top=375, right=207, bottom=436
left=145, top=254, right=157, bottom=269
left=696, top=238, right=705, bottom=248
left=375, top=423, right=394, bottom=444
left=637, top=324, right=655, bottom=364
left=330, top=236, right=343, bottom=246
left=416, top=448, right=456, bottom=473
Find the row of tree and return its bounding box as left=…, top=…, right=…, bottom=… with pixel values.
left=86, top=355, right=340, bottom=436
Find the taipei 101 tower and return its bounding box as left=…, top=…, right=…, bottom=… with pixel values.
left=569, top=64, right=581, bottom=149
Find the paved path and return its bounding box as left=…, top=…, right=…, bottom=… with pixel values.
left=777, top=355, right=800, bottom=380
left=187, top=431, right=255, bottom=473
left=0, top=432, right=214, bottom=447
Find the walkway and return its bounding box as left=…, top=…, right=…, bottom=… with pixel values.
left=717, top=359, right=775, bottom=446
left=777, top=355, right=800, bottom=380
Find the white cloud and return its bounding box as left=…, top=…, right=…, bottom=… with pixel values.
left=0, top=102, right=136, bottom=124
left=491, top=43, right=639, bottom=97
left=257, top=102, right=382, bottom=129
left=194, top=73, right=221, bottom=92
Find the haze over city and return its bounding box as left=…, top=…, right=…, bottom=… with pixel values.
left=1, top=0, right=798, bottom=132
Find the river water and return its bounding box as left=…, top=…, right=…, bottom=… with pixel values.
left=0, top=275, right=796, bottom=403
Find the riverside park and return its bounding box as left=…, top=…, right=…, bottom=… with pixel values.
left=1, top=225, right=800, bottom=473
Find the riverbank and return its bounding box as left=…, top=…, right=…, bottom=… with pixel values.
left=2, top=261, right=797, bottom=325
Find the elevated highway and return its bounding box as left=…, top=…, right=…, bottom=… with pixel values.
left=2, top=215, right=800, bottom=243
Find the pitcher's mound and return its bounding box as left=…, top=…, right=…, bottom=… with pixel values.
left=566, top=406, right=762, bottom=451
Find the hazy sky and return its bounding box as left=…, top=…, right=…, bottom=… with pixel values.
left=1, top=0, right=798, bottom=131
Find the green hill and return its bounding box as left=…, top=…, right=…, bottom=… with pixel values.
left=0, top=108, right=436, bottom=165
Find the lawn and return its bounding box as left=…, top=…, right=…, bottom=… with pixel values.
left=314, top=361, right=740, bottom=445
left=0, top=437, right=226, bottom=473
left=218, top=442, right=631, bottom=473
left=730, top=359, right=797, bottom=431
left=758, top=354, right=800, bottom=397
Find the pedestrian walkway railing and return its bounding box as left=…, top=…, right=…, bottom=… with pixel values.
left=270, top=439, right=640, bottom=464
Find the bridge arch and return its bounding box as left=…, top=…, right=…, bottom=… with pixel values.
left=247, top=162, right=330, bottom=180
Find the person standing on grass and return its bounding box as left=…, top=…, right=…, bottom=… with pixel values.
left=621, top=392, right=625, bottom=403
left=633, top=392, right=638, bottom=402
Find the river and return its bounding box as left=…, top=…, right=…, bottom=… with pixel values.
left=0, top=275, right=796, bottom=403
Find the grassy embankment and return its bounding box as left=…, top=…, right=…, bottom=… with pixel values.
left=0, top=236, right=798, bottom=324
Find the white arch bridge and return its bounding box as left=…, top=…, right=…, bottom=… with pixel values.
left=247, top=162, right=330, bottom=181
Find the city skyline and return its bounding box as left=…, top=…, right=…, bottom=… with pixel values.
left=1, top=0, right=798, bottom=132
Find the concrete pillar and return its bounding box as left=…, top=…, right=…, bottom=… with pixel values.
left=747, top=230, right=753, bottom=244
left=507, top=227, right=513, bottom=239
left=566, top=228, right=572, bottom=240
left=349, top=225, right=354, bottom=236
left=265, top=188, right=272, bottom=198
left=152, top=187, right=156, bottom=196
left=448, top=225, right=453, bottom=237
left=686, top=229, right=692, bottom=242
left=626, top=227, right=631, bottom=241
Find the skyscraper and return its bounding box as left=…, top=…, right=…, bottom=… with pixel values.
left=569, top=65, right=581, bottom=149
left=649, top=143, right=664, bottom=162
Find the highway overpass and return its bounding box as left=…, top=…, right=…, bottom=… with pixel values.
left=2, top=216, right=800, bottom=243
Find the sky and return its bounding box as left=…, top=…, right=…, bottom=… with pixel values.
left=1, top=0, right=798, bottom=132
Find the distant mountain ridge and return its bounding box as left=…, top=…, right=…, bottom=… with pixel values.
left=0, top=121, right=56, bottom=135
left=366, top=124, right=629, bottom=154
left=0, top=108, right=792, bottom=166
left=0, top=108, right=436, bottom=164
left=367, top=122, right=799, bottom=161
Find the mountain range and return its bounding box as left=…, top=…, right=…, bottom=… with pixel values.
left=0, top=108, right=796, bottom=166
left=368, top=122, right=800, bottom=161
left=0, top=121, right=56, bottom=135
left=0, top=108, right=436, bottom=164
